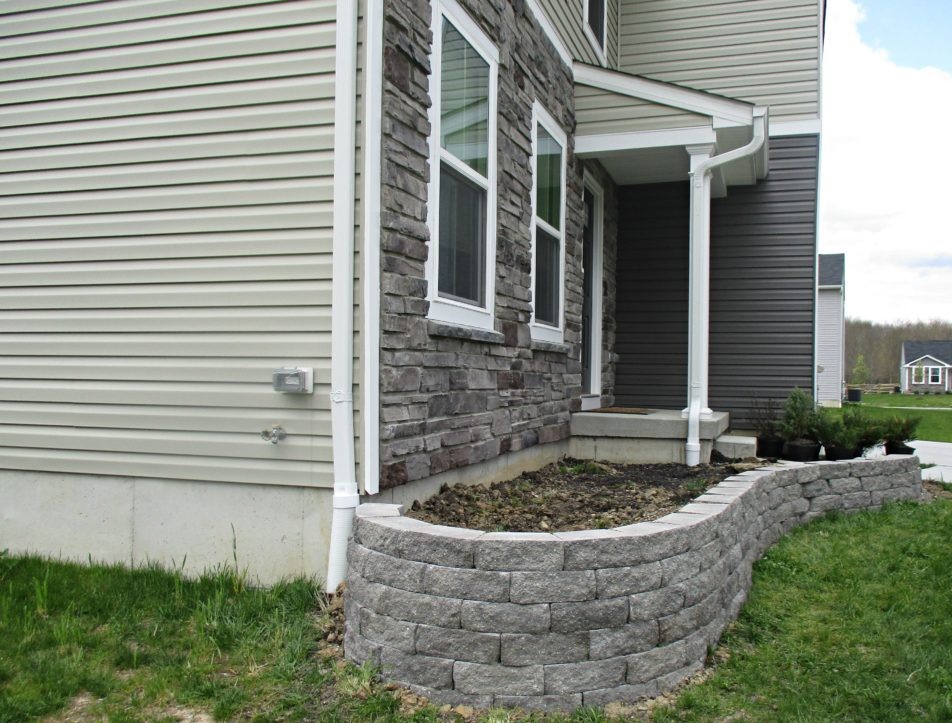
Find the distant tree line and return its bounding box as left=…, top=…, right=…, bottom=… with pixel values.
left=846, top=318, right=952, bottom=385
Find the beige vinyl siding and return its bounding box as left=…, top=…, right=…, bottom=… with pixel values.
left=618, top=0, right=821, bottom=121
left=607, top=0, right=620, bottom=67
left=575, top=84, right=709, bottom=135
left=537, top=0, right=600, bottom=65
left=816, top=288, right=844, bottom=404
left=0, top=0, right=346, bottom=489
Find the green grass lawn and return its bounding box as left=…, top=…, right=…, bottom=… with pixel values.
left=839, top=398, right=952, bottom=443
left=3, top=500, right=952, bottom=722
left=860, top=392, right=952, bottom=409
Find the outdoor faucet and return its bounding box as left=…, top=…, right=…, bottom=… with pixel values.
left=260, top=425, right=287, bottom=444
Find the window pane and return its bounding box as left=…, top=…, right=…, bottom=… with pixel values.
left=535, top=226, right=560, bottom=326
left=441, top=20, right=489, bottom=177
left=588, top=0, right=605, bottom=47
left=536, top=125, right=562, bottom=230
left=439, top=163, right=486, bottom=306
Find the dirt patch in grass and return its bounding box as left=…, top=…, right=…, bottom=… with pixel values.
left=407, top=458, right=760, bottom=532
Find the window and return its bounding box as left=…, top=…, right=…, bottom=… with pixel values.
left=913, top=366, right=925, bottom=384
left=584, top=0, right=607, bottom=54
left=530, top=103, right=567, bottom=343
left=427, top=0, right=498, bottom=330
left=930, top=367, right=942, bottom=384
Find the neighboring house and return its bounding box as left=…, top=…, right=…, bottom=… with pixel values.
left=0, top=0, right=823, bottom=584
left=816, top=253, right=845, bottom=406
left=900, top=341, right=952, bottom=393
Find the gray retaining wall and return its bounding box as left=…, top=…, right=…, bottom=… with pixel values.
left=344, top=457, right=922, bottom=711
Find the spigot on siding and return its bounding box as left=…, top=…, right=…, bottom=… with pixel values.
left=261, top=425, right=287, bottom=444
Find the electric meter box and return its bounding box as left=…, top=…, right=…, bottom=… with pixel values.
left=272, top=367, right=313, bottom=394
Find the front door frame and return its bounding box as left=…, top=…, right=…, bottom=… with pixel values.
left=581, top=171, right=604, bottom=410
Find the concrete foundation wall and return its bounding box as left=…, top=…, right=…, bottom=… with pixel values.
left=0, top=471, right=333, bottom=585
left=344, top=456, right=922, bottom=711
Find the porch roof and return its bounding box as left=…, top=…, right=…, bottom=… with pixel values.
left=573, top=63, right=768, bottom=194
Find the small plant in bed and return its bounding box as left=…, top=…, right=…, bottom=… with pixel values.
left=407, top=457, right=758, bottom=532
left=816, top=406, right=882, bottom=460
left=882, top=414, right=921, bottom=455
left=780, top=387, right=822, bottom=461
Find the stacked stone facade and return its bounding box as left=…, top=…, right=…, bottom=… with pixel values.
left=377, top=0, right=618, bottom=489
left=345, top=457, right=923, bottom=710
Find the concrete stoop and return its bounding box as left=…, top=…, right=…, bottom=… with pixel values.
left=569, top=409, right=730, bottom=464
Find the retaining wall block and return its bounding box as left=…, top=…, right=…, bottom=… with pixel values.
left=354, top=515, right=482, bottom=568
left=454, top=662, right=545, bottom=696
left=380, top=647, right=454, bottom=690
left=551, top=597, right=628, bottom=633
left=583, top=682, right=658, bottom=707
left=415, top=624, right=500, bottom=663
left=461, top=600, right=550, bottom=633
left=358, top=607, right=417, bottom=652
left=626, top=640, right=688, bottom=684
left=500, top=632, right=590, bottom=665
left=474, top=532, right=564, bottom=571
left=595, top=562, right=663, bottom=598
left=359, top=545, right=427, bottom=592
left=510, top=570, right=596, bottom=603
left=544, top=658, right=627, bottom=694
left=423, top=565, right=510, bottom=602
left=589, top=621, right=659, bottom=658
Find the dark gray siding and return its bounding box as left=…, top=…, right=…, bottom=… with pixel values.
left=614, top=182, right=689, bottom=410
left=709, top=135, right=818, bottom=428
left=613, top=135, right=819, bottom=427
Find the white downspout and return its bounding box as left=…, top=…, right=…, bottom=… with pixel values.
left=685, top=110, right=767, bottom=466
left=326, top=0, right=360, bottom=592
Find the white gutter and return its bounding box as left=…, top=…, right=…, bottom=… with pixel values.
left=326, top=0, right=359, bottom=592
left=685, top=109, right=768, bottom=466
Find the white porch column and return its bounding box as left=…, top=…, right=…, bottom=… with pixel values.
left=685, top=144, right=715, bottom=424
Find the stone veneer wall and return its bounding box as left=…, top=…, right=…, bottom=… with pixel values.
left=376, top=0, right=618, bottom=490
left=344, top=457, right=922, bottom=711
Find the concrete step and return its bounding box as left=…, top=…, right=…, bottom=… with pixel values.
left=714, top=434, right=756, bottom=459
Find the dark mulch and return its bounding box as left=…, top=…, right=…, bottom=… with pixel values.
left=407, top=457, right=761, bottom=533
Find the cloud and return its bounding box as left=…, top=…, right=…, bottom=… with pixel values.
left=819, top=0, right=952, bottom=322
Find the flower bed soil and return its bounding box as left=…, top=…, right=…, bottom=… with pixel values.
left=407, top=458, right=759, bottom=532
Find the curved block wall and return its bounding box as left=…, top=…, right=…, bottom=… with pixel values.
left=344, top=457, right=922, bottom=711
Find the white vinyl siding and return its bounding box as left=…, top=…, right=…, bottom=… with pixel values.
left=618, top=0, right=820, bottom=121
left=575, top=84, right=710, bottom=136
left=0, top=0, right=347, bottom=489
left=815, top=287, right=843, bottom=405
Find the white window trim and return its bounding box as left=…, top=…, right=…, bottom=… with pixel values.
left=581, top=171, right=604, bottom=409
left=582, top=0, right=609, bottom=67
left=426, top=0, right=499, bottom=332
left=913, top=366, right=925, bottom=384
left=529, top=101, right=567, bottom=344
left=929, top=366, right=942, bottom=384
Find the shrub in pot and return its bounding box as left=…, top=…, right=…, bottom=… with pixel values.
left=751, top=397, right=783, bottom=457
left=815, top=407, right=880, bottom=461
left=780, top=388, right=821, bottom=461
left=882, top=415, right=920, bottom=455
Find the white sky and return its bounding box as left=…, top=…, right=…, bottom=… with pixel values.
left=818, top=0, right=952, bottom=323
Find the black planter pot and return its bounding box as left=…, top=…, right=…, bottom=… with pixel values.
left=756, top=436, right=784, bottom=458
left=782, top=441, right=822, bottom=462
left=885, top=441, right=916, bottom=455
left=824, top=444, right=861, bottom=461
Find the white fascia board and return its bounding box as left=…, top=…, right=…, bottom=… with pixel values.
left=905, top=355, right=951, bottom=367
left=524, top=0, right=574, bottom=68
left=573, top=62, right=753, bottom=127
left=769, top=118, right=822, bottom=137
left=575, top=125, right=717, bottom=155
